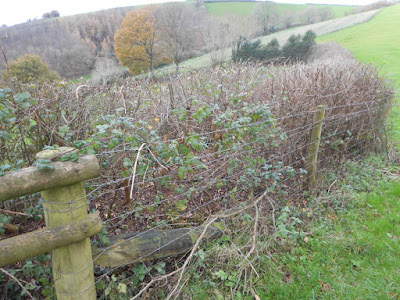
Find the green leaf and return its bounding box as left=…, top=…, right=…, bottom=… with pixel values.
left=14, top=92, right=30, bottom=103
left=178, top=166, right=188, bottom=180
left=38, top=164, right=54, bottom=172
left=117, top=283, right=127, bottom=294
left=0, top=165, right=11, bottom=171
left=175, top=199, right=188, bottom=212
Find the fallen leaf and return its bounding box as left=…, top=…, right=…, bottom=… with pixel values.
left=304, top=236, right=309, bottom=243
left=284, top=272, right=292, bottom=284
left=322, top=283, right=331, bottom=292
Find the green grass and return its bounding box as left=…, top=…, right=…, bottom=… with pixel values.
left=318, top=5, right=400, bottom=87
left=206, top=2, right=356, bottom=17
left=185, top=156, right=400, bottom=299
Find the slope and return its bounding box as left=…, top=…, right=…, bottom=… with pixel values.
left=156, top=8, right=380, bottom=74
left=206, top=2, right=355, bottom=17
left=318, top=4, right=400, bottom=87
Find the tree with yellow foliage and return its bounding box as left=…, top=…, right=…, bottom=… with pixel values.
left=115, top=7, right=167, bottom=76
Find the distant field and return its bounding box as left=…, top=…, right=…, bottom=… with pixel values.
left=156, top=8, right=380, bottom=75
left=206, top=2, right=356, bottom=17
left=318, top=5, right=400, bottom=87
left=318, top=4, right=400, bottom=140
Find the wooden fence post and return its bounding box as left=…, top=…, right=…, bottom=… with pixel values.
left=36, top=147, right=99, bottom=300
left=304, top=105, right=326, bottom=192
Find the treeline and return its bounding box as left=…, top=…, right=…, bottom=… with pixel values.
left=0, top=7, right=135, bottom=79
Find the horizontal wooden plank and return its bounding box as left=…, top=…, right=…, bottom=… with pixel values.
left=0, top=155, right=100, bottom=202
left=0, top=213, right=102, bottom=267
left=92, top=225, right=221, bottom=267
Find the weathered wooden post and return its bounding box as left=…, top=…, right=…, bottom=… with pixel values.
left=304, top=105, right=326, bottom=192
left=36, top=147, right=100, bottom=300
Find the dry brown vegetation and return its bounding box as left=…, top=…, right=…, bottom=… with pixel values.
left=0, top=55, right=394, bottom=298
left=1, top=58, right=392, bottom=224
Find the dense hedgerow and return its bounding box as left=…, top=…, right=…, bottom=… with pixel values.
left=0, top=57, right=393, bottom=298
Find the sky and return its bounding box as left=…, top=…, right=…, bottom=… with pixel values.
left=0, top=0, right=379, bottom=26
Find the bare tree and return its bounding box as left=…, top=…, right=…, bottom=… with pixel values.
left=300, top=7, right=317, bottom=25
left=201, top=15, right=231, bottom=66
left=317, top=7, right=335, bottom=22
left=221, top=13, right=258, bottom=45
left=194, top=0, right=205, bottom=8
left=252, top=2, right=279, bottom=35
left=282, top=10, right=296, bottom=29
left=155, top=3, right=196, bottom=73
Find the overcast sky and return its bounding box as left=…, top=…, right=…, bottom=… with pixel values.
left=1, top=0, right=378, bottom=26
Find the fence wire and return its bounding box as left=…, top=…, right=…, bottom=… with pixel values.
left=0, top=94, right=393, bottom=299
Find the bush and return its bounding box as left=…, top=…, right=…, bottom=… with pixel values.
left=2, top=54, right=60, bottom=84
left=90, top=57, right=130, bottom=85
left=233, top=31, right=316, bottom=63
left=282, top=30, right=316, bottom=62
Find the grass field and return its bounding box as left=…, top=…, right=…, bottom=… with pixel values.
left=206, top=2, right=356, bottom=17
left=318, top=5, right=400, bottom=87
left=318, top=4, right=400, bottom=141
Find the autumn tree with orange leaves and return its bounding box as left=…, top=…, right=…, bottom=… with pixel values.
left=115, top=7, right=168, bottom=75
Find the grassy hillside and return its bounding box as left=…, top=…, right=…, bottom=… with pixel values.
left=206, top=2, right=356, bottom=17
left=156, top=8, right=380, bottom=75
left=318, top=5, right=400, bottom=87
left=318, top=4, right=400, bottom=140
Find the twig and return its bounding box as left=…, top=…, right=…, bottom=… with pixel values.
left=130, top=268, right=181, bottom=300
left=0, top=268, right=34, bottom=299
left=129, top=143, right=146, bottom=200
left=0, top=209, right=28, bottom=216
left=75, top=85, right=89, bottom=99
left=146, top=145, right=168, bottom=170
left=166, top=190, right=269, bottom=300
left=242, top=203, right=259, bottom=267
left=165, top=217, right=218, bottom=300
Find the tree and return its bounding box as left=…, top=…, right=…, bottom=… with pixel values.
left=317, top=7, right=335, bottom=22
left=282, top=11, right=296, bottom=29
left=2, top=54, right=60, bottom=84
left=115, top=7, right=167, bottom=75
left=282, top=30, right=316, bottom=62
left=300, top=7, right=317, bottom=25
left=0, top=21, right=95, bottom=79
left=50, top=10, right=60, bottom=18
left=252, top=2, right=279, bottom=35
left=43, top=10, right=60, bottom=19
left=155, top=3, right=196, bottom=73
left=194, top=0, right=205, bottom=8
left=201, top=15, right=231, bottom=66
